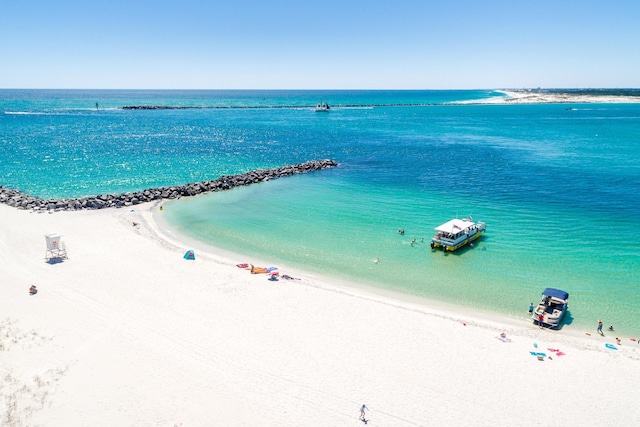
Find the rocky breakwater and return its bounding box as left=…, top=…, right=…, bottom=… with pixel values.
left=0, top=159, right=338, bottom=212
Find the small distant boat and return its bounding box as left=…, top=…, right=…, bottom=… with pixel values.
left=532, top=288, right=569, bottom=328
left=430, top=217, right=486, bottom=252
left=315, top=101, right=330, bottom=112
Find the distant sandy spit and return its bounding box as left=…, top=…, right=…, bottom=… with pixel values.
left=472, top=90, right=640, bottom=104
left=1, top=202, right=639, bottom=426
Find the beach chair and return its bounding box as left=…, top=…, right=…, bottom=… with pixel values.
left=45, top=233, right=68, bottom=261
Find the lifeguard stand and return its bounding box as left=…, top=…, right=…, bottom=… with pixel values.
left=45, top=233, right=68, bottom=261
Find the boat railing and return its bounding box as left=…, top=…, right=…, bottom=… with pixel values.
left=437, top=236, right=456, bottom=243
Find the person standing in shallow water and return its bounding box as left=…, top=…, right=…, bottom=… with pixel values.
left=597, top=320, right=603, bottom=335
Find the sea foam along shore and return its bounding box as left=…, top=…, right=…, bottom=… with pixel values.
left=1, top=202, right=639, bottom=426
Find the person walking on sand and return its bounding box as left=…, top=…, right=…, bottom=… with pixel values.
left=359, top=404, right=368, bottom=421
left=597, top=320, right=603, bottom=335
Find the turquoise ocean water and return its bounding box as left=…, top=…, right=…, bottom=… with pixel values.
left=2, top=89, right=639, bottom=334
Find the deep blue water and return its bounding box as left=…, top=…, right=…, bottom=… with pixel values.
left=2, top=89, right=639, bottom=334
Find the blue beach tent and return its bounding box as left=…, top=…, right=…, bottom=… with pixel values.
left=183, top=250, right=195, bottom=260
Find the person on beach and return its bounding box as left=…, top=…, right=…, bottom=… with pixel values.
left=597, top=320, right=603, bottom=335
left=616, top=338, right=621, bottom=346
left=29, top=285, right=37, bottom=295
left=538, top=314, right=544, bottom=328
left=359, top=404, right=368, bottom=421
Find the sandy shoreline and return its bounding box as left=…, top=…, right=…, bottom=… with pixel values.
left=2, top=202, right=639, bottom=426
left=473, top=90, right=640, bottom=105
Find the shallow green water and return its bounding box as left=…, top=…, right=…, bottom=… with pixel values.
left=3, top=89, right=639, bottom=335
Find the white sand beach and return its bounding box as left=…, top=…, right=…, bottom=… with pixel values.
left=479, top=90, right=640, bottom=104
left=2, top=202, right=639, bottom=426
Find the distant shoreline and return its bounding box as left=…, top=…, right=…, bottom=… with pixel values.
left=474, top=89, right=640, bottom=104
left=118, top=89, right=640, bottom=110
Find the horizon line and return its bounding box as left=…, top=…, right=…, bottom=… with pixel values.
left=2, top=87, right=640, bottom=91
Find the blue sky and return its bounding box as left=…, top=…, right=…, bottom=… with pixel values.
left=2, top=0, right=639, bottom=89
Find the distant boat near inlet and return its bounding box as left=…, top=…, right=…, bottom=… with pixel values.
left=430, top=217, right=486, bottom=252
left=315, top=101, right=330, bottom=112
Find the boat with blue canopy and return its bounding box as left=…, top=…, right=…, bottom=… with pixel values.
left=532, top=288, right=569, bottom=328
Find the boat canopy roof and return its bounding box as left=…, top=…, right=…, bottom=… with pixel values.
left=434, top=218, right=475, bottom=233
left=542, top=288, right=569, bottom=301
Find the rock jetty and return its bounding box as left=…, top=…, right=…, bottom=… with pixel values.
left=0, top=159, right=338, bottom=212
left=121, top=103, right=441, bottom=110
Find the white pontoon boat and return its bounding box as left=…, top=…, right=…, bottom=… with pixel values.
left=430, top=217, right=486, bottom=252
